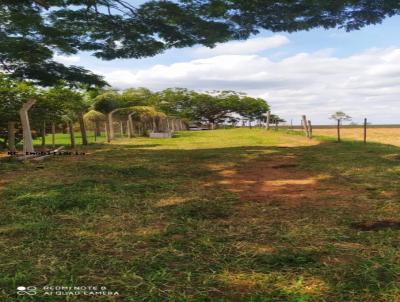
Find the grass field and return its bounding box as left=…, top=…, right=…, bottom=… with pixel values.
left=312, top=127, right=400, bottom=147
left=32, top=131, right=108, bottom=146
left=0, top=128, right=399, bottom=301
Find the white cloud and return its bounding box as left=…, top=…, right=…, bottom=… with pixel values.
left=54, top=55, right=81, bottom=65
left=99, top=47, right=400, bottom=124
left=192, top=35, right=289, bottom=57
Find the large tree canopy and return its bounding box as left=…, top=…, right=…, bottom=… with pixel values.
left=186, top=0, right=400, bottom=32
left=1, top=0, right=399, bottom=85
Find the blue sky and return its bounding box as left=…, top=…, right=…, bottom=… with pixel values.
left=56, top=14, right=400, bottom=124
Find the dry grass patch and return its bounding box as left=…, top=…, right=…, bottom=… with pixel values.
left=313, top=127, right=400, bottom=146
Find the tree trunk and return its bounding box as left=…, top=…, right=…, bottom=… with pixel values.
left=78, top=113, right=88, bottom=145
left=105, top=118, right=111, bottom=143
left=120, top=121, right=124, bottom=136
left=7, top=121, right=16, bottom=153
left=68, top=121, right=76, bottom=148
left=266, top=111, right=271, bottom=130
left=95, top=120, right=101, bottom=136
left=337, top=120, right=341, bottom=142
left=51, top=122, right=56, bottom=148
left=19, top=99, right=36, bottom=155
left=41, top=120, right=46, bottom=147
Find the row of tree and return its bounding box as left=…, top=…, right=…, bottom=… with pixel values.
left=0, top=75, right=272, bottom=153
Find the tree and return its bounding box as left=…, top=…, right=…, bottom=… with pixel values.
left=153, top=89, right=270, bottom=129
left=84, top=110, right=106, bottom=140
left=330, top=111, right=352, bottom=142
left=0, top=75, right=37, bottom=152
left=42, top=86, right=87, bottom=147
left=30, top=90, right=65, bottom=148
left=237, top=97, right=270, bottom=128
left=121, top=88, right=153, bottom=106
left=190, top=92, right=238, bottom=129
left=185, top=1, right=400, bottom=32
left=93, top=91, right=123, bottom=142
left=122, top=106, right=166, bottom=136
left=153, top=88, right=197, bottom=119
left=0, top=1, right=235, bottom=85
left=2, top=1, right=398, bottom=85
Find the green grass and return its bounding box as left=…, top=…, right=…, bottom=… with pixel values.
left=0, top=128, right=399, bottom=301
left=32, top=131, right=107, bottom=147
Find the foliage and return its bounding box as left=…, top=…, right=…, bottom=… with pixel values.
left=185, top=0, right=400, bottom=32
left=2, top=1, right=398, bottom=84
left=153, top=88, right=269, bottom=126
left=330, top=111, right=352, bottom=124
left=0, top=74, right=37, bottom=124
left=269, top=114, right=286, bottom=124
left=93, top=91, right=122, bottom=114
left=123, top=106, right=166, bottom=122
left=34, top=86, right=85, bottom=123
left=121, top=88, right=154, bottom=106
left=84, top=110, right=106, bottom=123
left=153, top=88, right=197, bottom=118
left=0, top=0, right=235, bottom=85
left=236, top=96, right=270, bottom=123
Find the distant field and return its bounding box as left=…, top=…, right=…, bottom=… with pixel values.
left=312, top=127, right=400, bottom=147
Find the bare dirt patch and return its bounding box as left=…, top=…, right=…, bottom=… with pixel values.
left=350, top=220, right=400, bottom=231
left=215, top=153, right=365, bottom=211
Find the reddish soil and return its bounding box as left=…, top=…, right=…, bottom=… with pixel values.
left=215, top=153, right=364, bottom=210
left=351, top=220, right=400, bottom=231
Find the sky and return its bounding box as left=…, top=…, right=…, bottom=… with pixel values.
left=55, top=13, right=400, bottom=125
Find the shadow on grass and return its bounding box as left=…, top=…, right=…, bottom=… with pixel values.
left=0, top=138, right=399, bottom=301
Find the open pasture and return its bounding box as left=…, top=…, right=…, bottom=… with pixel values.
left=312, top=127, right=400, bottom=147
left=0, top=128, right=399, bottom=301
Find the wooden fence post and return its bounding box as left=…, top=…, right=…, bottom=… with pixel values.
left=364, top=118, right=367, bottom=144
left=302, top=115, right=309, bottom=138
left=308, top=120, right=313, bottom=139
